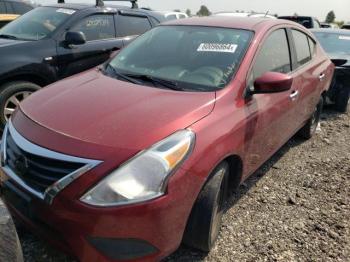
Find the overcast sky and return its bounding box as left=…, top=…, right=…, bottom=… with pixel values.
left=40, top=0, right=350, bottom=22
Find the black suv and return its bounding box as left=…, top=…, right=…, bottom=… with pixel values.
left=0, top=0, right=164, bottom=127
left=278, top=16, right=321, bottom=29
left=0, top=0, right=34, bottom=15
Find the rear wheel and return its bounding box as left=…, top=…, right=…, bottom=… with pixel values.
left=335, top=88, right=350, bottom=113
left=298, top=96, right=323, bottom=140
left=183, top=162, right=229, bottom=252
left=0, top=81, right=40, bottom=128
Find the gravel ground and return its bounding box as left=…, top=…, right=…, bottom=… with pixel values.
left=10, top=108, right=350, bottom=261
left=0, top=199, right=23, bottom=262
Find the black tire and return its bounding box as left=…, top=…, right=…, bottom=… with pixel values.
left=0, top=81, right=40, bottom=128
left=335, top=88, right=350, bottom=113
left=298, top=96, right=324, bottom=140
left=0, top=201, right=23, bottom=262
left=182, top=162, right=229, bottom=252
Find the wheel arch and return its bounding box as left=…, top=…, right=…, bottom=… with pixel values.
left=224, top=154, right=244, bottom=194
left=0, top=74, right=51, bottom=89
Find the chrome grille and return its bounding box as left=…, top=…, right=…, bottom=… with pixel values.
left=5, top=132, right=85, bottom=194
left=1, top=121, right=101, bottom=204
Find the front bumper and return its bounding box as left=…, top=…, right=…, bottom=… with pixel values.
left=0, top=165, right=202, bottom=262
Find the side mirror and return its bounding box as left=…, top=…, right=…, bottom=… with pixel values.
left=252, top=72, right=293, bottom=94
left=331, top=59, right=347, bottom=67
left=65, top=31, right=86, bottom=46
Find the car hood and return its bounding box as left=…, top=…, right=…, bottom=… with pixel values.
left=19, top=70, right=216, bottom=151
left=0, top=38, right=28, bottom=47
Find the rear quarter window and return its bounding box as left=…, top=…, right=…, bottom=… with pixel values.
left=308, top=37, right=316, bottom=57
left=116, top=15, right=151, bottom=37
left=292, top=30, right=312, bottom=66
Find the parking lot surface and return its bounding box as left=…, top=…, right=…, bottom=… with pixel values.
left=18, top=109, right=349, bottom=262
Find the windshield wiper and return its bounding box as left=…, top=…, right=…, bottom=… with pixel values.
left=124, top=73, right=183, bottom=91
left=104, top=65, right=142, bottom=85
left=0, top=34, right=19, bottom=40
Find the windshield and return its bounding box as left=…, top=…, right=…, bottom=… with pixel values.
left=314, top=32, right=350, bottom=55
left=108, top=26, right=253, bottom=91
left=0, top=7, right=74, bottom=41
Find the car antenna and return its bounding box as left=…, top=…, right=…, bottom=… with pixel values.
left=264, top=11, right=269, bottom=17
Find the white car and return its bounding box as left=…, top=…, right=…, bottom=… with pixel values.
left=160, top=11, right=188, bottom=21
left=213, top=12, right=276, bottom=19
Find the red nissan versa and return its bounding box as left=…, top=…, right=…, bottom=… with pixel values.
left=0, top=17, right=333, bottom=261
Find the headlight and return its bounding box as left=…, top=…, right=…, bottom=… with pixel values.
left=81, top=130, right=195, bottom=206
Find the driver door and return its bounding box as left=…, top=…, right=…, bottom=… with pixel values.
left=243, top=28, right=300, bottom=175
left=56, top=14, right=123, bottom=79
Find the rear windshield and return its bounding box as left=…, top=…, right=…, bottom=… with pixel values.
left=0, top=7, right=73, bottom=40
left=314, top=32, right=350, bottom=55
left=109, top=26, right=253, bottom=91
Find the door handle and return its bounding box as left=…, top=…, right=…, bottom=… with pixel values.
left=289, top=90, right=299, bottom=101
left=319, top=73, right=326, bottom=81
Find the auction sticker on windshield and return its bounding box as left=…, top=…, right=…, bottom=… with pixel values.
left=56, top=8, right=76, bottom=15
left=197, top=43, right=238, bottom=53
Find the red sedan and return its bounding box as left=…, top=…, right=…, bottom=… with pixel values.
left=0, top=17, right=334, bottom=261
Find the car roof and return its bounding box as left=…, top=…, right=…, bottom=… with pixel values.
left=163, top=16, right=295, bottom=31
left=310, top=28, right=350, bottom=35
left=41, top=3, right=165, bottom=21
left=0, top=0, right=32, bottom=2
left=43, top=3, right=130, bottom=11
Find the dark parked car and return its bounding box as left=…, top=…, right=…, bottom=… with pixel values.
left=0, top=17, right=334, bottom=261
left=342, top=23, right=350, bottom=30
left=279, top=16, right=321, bottom=29
left=0, top=0, right=163, bottom=127
left=0, top=0, right=35, bottom=28
left=312, top=28, right=350, bottom=112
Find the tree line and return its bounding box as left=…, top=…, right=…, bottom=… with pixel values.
left=174, top=6, right=345, bottom=26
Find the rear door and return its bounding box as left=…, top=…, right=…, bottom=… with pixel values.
left=243, top=28, right=298, bottom=174
left=56, top=13, right=123, bottom=78
left=115, top=11, right=152, bottom=40
left=288, top=28, right=329, bottom=128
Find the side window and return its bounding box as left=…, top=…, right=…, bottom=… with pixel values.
left=71, top=15, right=115, bottom=42
left=12, top=2, right=32, bottom=15
left=308, top=37, right=316, bottom=57
left=116, top=15, right=151, bottom=37
left=149, top=16, right=160, bottom=25
left=0, top=2, right=6, bottom=13
left=252, top=29, right=291, bottom=80
left=292, top=30, right=312, bottom=66
left=179, top=14, right=187, bottom=19
left=166, top=14, right=177, bottom=21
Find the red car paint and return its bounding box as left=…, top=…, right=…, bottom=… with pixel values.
left=1, top=17, right=334, bottom=261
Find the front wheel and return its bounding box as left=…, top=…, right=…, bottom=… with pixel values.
left=182, top=162, right=229, bottom=252
left=298, top=96, right=323, bottom=140
left=0, top=81, right=40, bottom=128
